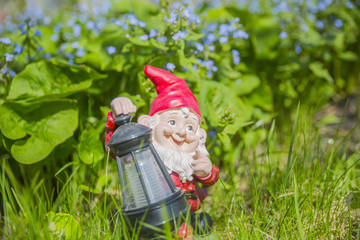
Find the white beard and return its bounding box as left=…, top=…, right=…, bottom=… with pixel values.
left=152, top=142, right=195, bottom=181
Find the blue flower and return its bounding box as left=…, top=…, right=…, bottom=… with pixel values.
left=295, top=45, right=302, bottom=54
left=139, top=35, right=149, bottom=41
left=67, top=19, right=75, bottom=27
left=166, top=63, right=175, bottom=72
left=71, top=41, right=79, bottom=49
left=208, top=23, right=217, bottom=32
left=206, top=33, right=217, bottom=43
left=209, top=130, right=216, bottom=139
left=231, top=18, right=240, bottom=24
left=166, top=11, right=178, bottom=24
left=301, top=24, right=309, bottom=32
left=219, top=36, right=228, bottom=43
left=279, top=31, right=288, bottom=39
left=188, top=13, right=200, bottom=24
left=9, top=70, right=16, bottom=77
left=232, top=49, right=240, bottom=65
left=126, top=13, right=145, bottom=27
left=208, top=45, right=215, bottom=51
left=206, top=70, right=213, bottom=78
left=182, top=8, right=190, bottom=18
left=0, top=37, right=11, bottom=44
left=219, top=24, right=230, bottom=36
left=37, top=46, right=44, bottom=52
left=138, top=21, right=146, bottom=28
left=18, top=23, right=26, bottom=30
left=68, top=53, right=74, bottom=59
left=107, top=46, right=116, bottom=54
left=233, top=56, right=240, bottom=65
left=53, top=24, right=62, bottom=33
left=64, top=32, right=72, bottom=40
left=195, top=43, right=204, bottom=52
left=156, top=36, right=167, bottom=44
left=172, top=31, right=186, bottom=41
left=73, top=24, right=82, bottom=37
left=44, top=53, right=52, bottom=59
left=115, top=20, right=124, bottom=26
left=1, top=67, right=8, bottom=75
left=21, top=30, right=27, bottom=35
left=51, top=34, right=59, bottom=41
left=86, top=21, right=95, bottom=29
left=233, top=29, right=249, bottom=39
left=315, top=20, right=324, bottom=29
left=4, top=53, right=14, bottom=62
left=14, top=45, right=24, bottom=54
left=149, top=29, right=158, bottom=38
left=201, top=59, right=216, bottom=70
left=34, top=29, right=41, bottom=37
left=346, top=1, right=354, bottom=8
left=76, top=47, right=85, bottom=57
left=334, top=19, right=343, bottom=28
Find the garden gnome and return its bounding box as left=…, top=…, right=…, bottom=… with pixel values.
left=105, top=65, right=219, bottom=237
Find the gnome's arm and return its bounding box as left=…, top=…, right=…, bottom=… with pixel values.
left=195, top=165, right=219, bottom=186
left=105, top=97, right=137, bottom=149
left=105, top=111, right=117, bottom=147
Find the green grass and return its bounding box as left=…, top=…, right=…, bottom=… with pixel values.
left=1, top=110, right=359, bottom=239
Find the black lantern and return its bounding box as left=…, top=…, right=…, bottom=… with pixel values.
left=107, top=114, right=188, bottom=234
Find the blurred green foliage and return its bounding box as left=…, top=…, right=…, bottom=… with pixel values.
left=0, top=0, right=359, bottom=178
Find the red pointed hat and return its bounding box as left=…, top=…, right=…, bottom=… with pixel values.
left=144, top=65, right=202, bottom=120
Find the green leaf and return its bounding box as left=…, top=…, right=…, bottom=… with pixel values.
left=0, top=104, right=27, bottom=140
left=47, top=212, right=82, bottom=240
left=224, top=119, right=252, bottom=135
left=106, top=55, right=127, bottom=72
left=198, top=80, right=252, bottom=127
left=246, top=84, right=273, bottom=111
left=127, top=36, right=151, bottom=47
left=0, top=100, right=78, bottom=164
left=7, top=59, right=103, bottom=101
left=218, top=133, right=231, bottom=150
left=339, top=51, right=359, bottom=61
left=149, top=38, right=169, bottom=51
left=309, top=62, right=333, bottom=84
left=297, top=28, right=326, bottom=47
left=78, top=127, right=104, bottom=165
left=229, top=74, right=261, bottom=95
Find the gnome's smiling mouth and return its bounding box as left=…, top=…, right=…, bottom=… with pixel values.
left=171, top=136, right=184, bottom=146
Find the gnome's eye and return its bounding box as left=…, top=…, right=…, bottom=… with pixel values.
left=186, top=125, right=193, bottom=132
left=168, top=120, right=176, bottom=126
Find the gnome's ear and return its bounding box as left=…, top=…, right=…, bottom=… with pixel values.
left=198, top=128, right=207, bottom=144
left=137, top=115, right=152, bottom=127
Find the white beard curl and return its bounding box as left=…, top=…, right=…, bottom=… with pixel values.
left=152, top=142, right=195, bottom=181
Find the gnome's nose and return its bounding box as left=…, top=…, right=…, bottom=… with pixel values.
left=176, top=128, right=186, bottom=138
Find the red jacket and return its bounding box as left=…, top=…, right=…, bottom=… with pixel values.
left=105, top=111, right=219, bottom=211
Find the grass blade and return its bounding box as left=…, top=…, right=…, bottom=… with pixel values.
left=285, top=102, right=300, bottom=186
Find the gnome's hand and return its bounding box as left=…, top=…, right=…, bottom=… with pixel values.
left=111, top=97, right=137, bottom=118
left=192, top=151, right=212, bottom=177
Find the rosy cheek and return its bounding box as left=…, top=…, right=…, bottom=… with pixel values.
left=185, top=132, right=198, bottom=142
left=163, top=125, right=175, bottom=136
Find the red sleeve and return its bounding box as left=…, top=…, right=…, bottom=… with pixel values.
left=195, top=165, right=219, bottom=186
left=105, top=111, right=118, bottom=158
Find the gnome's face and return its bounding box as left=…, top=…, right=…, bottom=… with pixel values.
left=152, top=108, right=200, bottom=153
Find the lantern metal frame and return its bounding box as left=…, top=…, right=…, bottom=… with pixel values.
left=107, top=114, right=189, bottom=234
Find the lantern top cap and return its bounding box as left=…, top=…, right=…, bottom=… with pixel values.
left=107, top=115, right=152, bottom=154
left=114, top=114, right=132, bottom=126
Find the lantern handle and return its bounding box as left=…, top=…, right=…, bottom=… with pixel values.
left=114, top=114, right=132, bottom=126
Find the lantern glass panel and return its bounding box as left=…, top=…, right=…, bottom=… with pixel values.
left=134, top=148, right=173, bottom=204
left=120, top=153, right=148, bottom=210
